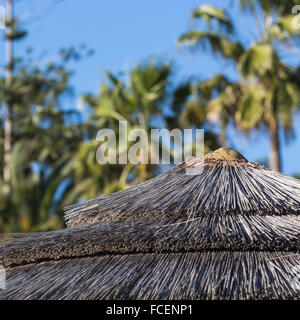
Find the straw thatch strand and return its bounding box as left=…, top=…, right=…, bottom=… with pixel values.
left=1, top=251, right=299, bottom=300
left=65, top=160, right=300, bottom=228
left=0, top=215, right=300, bottom=268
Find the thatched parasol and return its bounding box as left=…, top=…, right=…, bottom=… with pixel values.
left=0, top=147, right=299, bottom=300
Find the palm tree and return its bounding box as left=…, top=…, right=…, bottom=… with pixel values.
left=3, top=0, right=14, bottom=193
left=165, top=77, right=222, bottom=153
left=0, top=140, right=81, bottom=232
left=76, top=62, right=173, bottom=199
left=178, top=1, right=300, bottom=171
left=77, top=61, right=219, bottom=199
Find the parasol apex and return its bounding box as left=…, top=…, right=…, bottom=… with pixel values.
left=204, top=147, right=248, bottom=162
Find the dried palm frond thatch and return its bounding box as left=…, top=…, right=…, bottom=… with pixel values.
left=0, top=147, right=299, bottom=300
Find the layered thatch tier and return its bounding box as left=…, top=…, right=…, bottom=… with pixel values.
left=1, top=215, right=300, bottom=267
left=65, top=150, right=300, bottom=227
left=1, top=251, right=299, bottom=300
left=0, top=147, right=299, bottom=300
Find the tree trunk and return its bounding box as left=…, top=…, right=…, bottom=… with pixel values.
left=219, top=121, right=228, bottom=147
left=3, top=0, right=13, bottom=192
left=269, top=116, right=282, bottom=172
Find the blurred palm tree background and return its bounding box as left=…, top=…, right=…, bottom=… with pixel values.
left=0, top=0, right=299, bottom=232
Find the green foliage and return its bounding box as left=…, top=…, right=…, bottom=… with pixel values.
left=178, top=32, right=244, bottom=60
left=238, top=44, right=276, bottom=77
left=192, top=4, right=233, bottom=33
left=0, top=141, right=74, bottom=232
left=178, top=1, right=300, bottom=170
left=77, top=62, right=174, bottom=197
left=293, top=173, right=300, bottom=180
left=0, top=5, right=90, bottom=231
left=1, top=1, right=299, bottom=232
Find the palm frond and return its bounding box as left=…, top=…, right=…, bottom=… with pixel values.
left=178, top=31, right=244, bottom=60
left=192, top=4, right=233, bottom=33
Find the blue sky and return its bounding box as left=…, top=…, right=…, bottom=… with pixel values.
left=1, top=0, right=299, bottom=174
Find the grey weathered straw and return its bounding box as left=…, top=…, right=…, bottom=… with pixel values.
left=0, top=147, right=299, bottom=300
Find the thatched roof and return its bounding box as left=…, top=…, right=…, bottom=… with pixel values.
left=0, top=147, right=299, bottom=300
